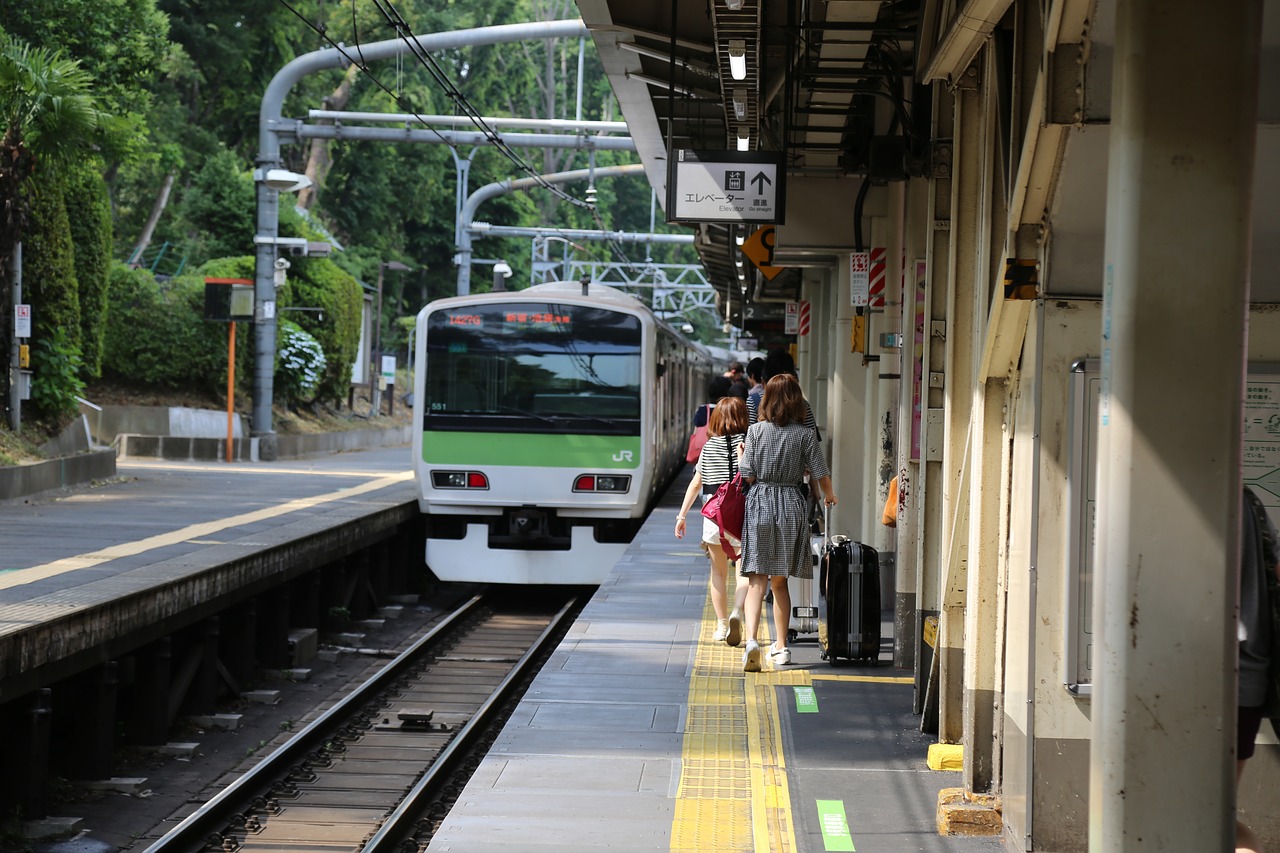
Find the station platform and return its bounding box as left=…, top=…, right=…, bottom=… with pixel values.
left=2, top=449, right=1004, bottom=852
left=427, top=469, right=1003, bottom=853
left=0, top=448, right=418, bottom=697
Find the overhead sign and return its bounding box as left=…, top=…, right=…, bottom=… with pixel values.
left=742, top=225, right=785, bottom=280
left=667, top=149, right=785, bottom=224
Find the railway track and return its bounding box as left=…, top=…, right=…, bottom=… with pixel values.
left=142, top=592, right=578, bottom=853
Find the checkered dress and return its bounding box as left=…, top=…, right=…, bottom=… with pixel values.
left=738, top=421, right=830, bottom=578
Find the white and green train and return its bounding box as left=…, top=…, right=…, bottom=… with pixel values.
left=412, top=281, right=715, bottom=584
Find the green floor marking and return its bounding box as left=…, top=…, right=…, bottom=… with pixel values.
left=816, top=799, right=855, bottom=851
left=794, top=685, right=819, bottom=713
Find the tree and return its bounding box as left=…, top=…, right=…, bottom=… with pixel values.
left=0, top=33, right=105, bottom=427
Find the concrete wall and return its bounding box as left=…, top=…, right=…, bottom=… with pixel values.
left=0, top=450, right=116, bottom=502
left=95, top=405, right=245, bottom=442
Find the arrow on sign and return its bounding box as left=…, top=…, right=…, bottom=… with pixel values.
left=750, top=172, right=772, bottom=195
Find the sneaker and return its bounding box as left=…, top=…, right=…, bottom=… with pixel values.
left=725, top=611, right=742, bottom=647
left=743, top=639, right=762, bottom=672
left=768, top=643, right=792, bottom=665
left=713, top=619, right=729, bottom=642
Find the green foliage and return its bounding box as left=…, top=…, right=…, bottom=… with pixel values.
left=4, top=1, right=715, bottom=419
left=24, top=175, right=81, bottom=351
left=275, top=320, right=327, bottom=405
left=29, top=326, right=86, bottom=422
left=284, top=256, right=363, bottom=405
left=101, top=262, right=234, bottom=395
left=0, top=0, right=169, bottom=124
left=65, top=158, right=114, bottom=378
left=0, top=33, right=106, bottom=167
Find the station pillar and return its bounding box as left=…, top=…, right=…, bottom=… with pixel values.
left=1089, top=2, right=1262, bottom=850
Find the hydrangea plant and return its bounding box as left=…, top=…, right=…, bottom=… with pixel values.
left=276, top=320, right=328, bottom=404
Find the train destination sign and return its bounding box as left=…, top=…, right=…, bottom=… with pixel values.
left=667, top=149, right=785, bottom=225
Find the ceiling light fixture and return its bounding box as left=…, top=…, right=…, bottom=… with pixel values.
left=732, top=87, right=747, bottom=121
left=726, top=0, right=744, bottom=10
left=737, top=131, right=750, bottom=152
left=735, top=232, right=746, bottom=246
left=728, top=41, right=747, bottom=81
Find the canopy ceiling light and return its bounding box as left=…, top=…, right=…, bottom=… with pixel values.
left=732, top=87, right=747, bottom=121
left=725, top=0, right=744, bottom=9
left=727, top=41, right=747, bottom=81
left=737, top=131, right=750, bottom=151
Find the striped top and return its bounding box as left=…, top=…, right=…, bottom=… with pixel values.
left=696, top=432, right=747, bottom=492
left=747, top=395, right=821, bottom=441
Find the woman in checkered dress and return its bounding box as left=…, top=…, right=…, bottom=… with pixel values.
left=738, top=374, right=837, bottom=672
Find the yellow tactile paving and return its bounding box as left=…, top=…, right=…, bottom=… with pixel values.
left=670, top=595, right=809, bottom=853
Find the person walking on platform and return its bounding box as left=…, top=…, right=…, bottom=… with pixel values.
left=675, top=396, right=751, bottom=646
left=737, top=374, right=837, bottom=671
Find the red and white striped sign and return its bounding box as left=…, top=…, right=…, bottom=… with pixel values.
left=798, top=300, right=810, bottom=336
left=868, top=247, right=887, bottom=307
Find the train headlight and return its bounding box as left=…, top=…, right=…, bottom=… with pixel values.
left=573, top=474, right=631, bottom=493
left=432, top=471, right=490, bottom=489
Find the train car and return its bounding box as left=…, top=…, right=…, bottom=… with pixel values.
left=412, top=280, right=715, bottom=584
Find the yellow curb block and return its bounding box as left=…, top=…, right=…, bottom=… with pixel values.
left=927, top=742, right=964, bottom=771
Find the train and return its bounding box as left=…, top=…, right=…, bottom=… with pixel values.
left=411, top=280, right=716, bottom=584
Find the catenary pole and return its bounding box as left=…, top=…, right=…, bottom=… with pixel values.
left=255, top=20, right=589, bottom=459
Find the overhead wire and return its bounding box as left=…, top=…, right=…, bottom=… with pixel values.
left=280, top=0, right=652, bottom=273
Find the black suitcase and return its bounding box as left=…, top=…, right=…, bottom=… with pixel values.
left=818, top=527, right=882, bottom=665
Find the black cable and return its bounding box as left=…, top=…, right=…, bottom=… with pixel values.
left=276, top=0, right=459, bottom=156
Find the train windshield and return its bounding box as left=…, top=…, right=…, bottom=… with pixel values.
left=424, top=302, right=643, bottom=434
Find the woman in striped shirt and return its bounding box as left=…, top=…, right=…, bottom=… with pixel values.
left=738, top=374, right=837, bottom=671
left=675, top=396, right=751, bottom=646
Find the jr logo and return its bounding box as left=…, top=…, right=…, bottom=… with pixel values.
left=612, top=450, right=633, bottom=463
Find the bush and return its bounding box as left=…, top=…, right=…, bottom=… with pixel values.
left=24, top=174, right=81, bottom=354
left=29, top=327, right=86, bottom=422
left=275, top=320, right=327, bottom=405
left=65, top=158, right=113, bottom=379
left=278, top=256, right=362, bottom=405
left=100, top=263, right=234, bottom=396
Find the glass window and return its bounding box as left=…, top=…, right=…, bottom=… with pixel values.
left=425, top=302, right=642, bottom=434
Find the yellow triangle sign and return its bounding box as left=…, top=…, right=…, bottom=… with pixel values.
left=742, top=225, right=785, bottom=280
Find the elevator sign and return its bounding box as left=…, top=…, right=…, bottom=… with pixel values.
left=667, top=149, right=785, bottom=224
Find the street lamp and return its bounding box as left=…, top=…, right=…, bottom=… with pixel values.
left=373, top=260, right=412, bottom=415
left=251, top=167, right=312, bottom=460
left=492, top=260, right=513, bottom=292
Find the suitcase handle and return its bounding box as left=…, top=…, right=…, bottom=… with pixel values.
left=823, top=502, right=831, bottom=551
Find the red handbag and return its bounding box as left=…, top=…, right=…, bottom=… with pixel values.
left=700, top=442, right=746, bottom=558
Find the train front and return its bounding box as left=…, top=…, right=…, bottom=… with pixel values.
left=413, top=291, right=650, bottom=584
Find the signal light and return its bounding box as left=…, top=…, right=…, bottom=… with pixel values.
left=432, top=471, right=489, bottom=490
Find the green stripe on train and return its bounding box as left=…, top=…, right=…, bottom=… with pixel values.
left=422, top=432, right=643, bottom=469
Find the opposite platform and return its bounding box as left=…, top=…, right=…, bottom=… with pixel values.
left=427, top=470, right=1002, bottom=853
